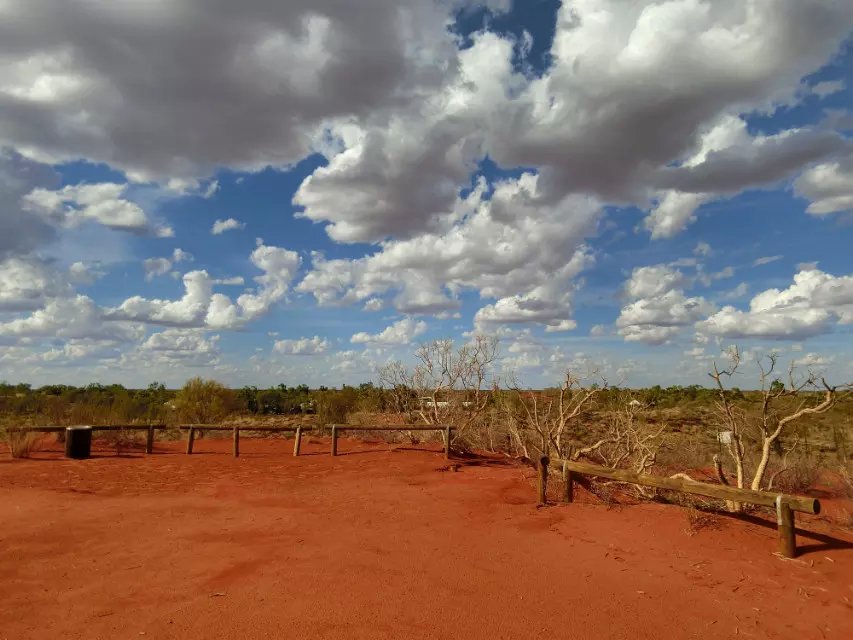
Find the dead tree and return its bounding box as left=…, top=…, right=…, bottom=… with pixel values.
left=377, top=336, right=499, bottom=447
left=709, top=347, right=850, bottom=507
left=501, top=370, right=604, bottom=460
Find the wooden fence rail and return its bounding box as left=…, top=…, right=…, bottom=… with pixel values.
left=328, top=424, right=454, bottom=459
left=178, top=425, right=311, bottom=457
left=8, top=424, right=312, bottom=457
left=537, top=456, right=820, bottom=558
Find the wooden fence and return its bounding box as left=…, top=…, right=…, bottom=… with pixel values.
left=8, top=423, right=454, bottom=459
left=328, top=424, right=454, bottom=459
left=7, top=424, right=310, bottom=457
left=7, top=425, right=827, bottom=558
left=536, top=456, right=821, bottom=558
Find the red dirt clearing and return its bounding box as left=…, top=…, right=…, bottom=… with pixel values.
left=1, top=437, right=852, bottom=640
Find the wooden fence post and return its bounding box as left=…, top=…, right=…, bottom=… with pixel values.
left=146, top=425, right=154, bottom=454
left=563, top=460, right=574, bottom=503
left=331, top=425, right=338, bottom=456
left=537, top=456, right=550, bottom=505
left=186, top=426, right=195, bottom=455
left=777, top=496, right=796, bottom=558
left=293, top=426, right=303, bottom=457
left=233, top=426, right=240, bottom=458
left=444, top=426, right=451, bottom=460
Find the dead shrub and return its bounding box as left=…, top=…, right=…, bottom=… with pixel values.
left=840, top=465, right=853, bottom=499
left=6, top=430, right=41, bottom=458
left=587, top=479, right=619, bottom=508
left=684, top=507, right=721, bottom=536
left=769, top=455, right=823, bottom=494
left=99, top=429, right=142, bottom=456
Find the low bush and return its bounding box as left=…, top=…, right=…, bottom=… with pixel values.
left=6, top=430, right=41, bottom=458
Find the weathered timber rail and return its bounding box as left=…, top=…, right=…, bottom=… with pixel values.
left=536, top=456, right=821, bottom=558
left=178, top=425, right=309, bottom=457
left=8, top=424, right=311, bottom=457
left=9, top=423, right=453, bottom=459
left=328, top=424, right=454, bottom=459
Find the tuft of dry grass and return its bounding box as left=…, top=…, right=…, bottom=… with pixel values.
left=6, top=430, right=41, bottom=458
left=684, top=507, right=721, bottom=536
left=840, top=465, right=853, bottom=499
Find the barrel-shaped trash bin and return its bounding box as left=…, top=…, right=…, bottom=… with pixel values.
left=65, top=426, right=92, bottom=459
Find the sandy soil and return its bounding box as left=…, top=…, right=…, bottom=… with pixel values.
left=1, top=436, right=852, bottom=640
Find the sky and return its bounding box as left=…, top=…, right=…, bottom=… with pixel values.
left=1, top=0, right=852, bottom=389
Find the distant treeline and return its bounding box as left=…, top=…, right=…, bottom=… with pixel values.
left=0, top=379, right=742, bottom=427
left=0, top=380, right=401, bottom=425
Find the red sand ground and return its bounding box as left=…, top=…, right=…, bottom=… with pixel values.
left=1, top=436, right=852, bottom=640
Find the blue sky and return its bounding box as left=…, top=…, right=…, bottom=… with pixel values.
left=1, top=0, right=852, bottom=389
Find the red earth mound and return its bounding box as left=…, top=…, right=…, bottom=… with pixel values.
left=1, top=436, right=852, bottom=639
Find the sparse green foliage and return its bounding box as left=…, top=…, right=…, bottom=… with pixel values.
left=174, top=378, right=232, bottom=424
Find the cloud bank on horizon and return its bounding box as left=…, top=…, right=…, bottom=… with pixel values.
left=0, top=0, right=852, bottom=388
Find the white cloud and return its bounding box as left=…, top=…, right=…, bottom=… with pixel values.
left=589, top=324, right=607, bottom=337
left=720, top=282, right=750, bottom=300
left=363, top=298, right=383, bottom=312
left=694, top=242, right=713, bottom=257
left=108, top=243, right=300, bottom=329
left=299, top=173, right=600, bottom=332
left=273, top=335, right=329, bottom=356
left=351, top=317, right=427, bottom=346
left=172, top=248, right=194, bottom=263
left=143, top=257, right=173, bottom=282
left=0, top=295, right=143, bottom=342
left=794, top=152, right=853, bottom=215
left=698, top=269, right=853, bottom=340
left=0, top=1, right=463, bottom=183
left=810, top=80, right=845, bottom=98
left=0, top=150, right=59, bottom=260
left=68, top=261, right=104, bottom=285
left=22, top=182, right=172, bottom=236
left=211, top=218, right=246, bottom=235
left=143, top=248, right=193, bottom=281
left=643, top=116, right=842, bottom=238
left=0, top=257, right=70, bottom=310
left=135, top=328, right=221, bottom=367
left=753, top=255, right=783, bottom=267
left=796, top=261, right=819, bottom=272
left=624, top=265, right=687, bottom=300
left=617, top=265, right=714, bottom=345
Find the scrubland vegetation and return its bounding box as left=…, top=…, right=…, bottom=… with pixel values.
left=3, top=341, right=851, bottom=507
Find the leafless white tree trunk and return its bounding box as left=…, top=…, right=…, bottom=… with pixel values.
left=709, top=347, right=850, bottom=507
left=377, top=336, right=499, bottom=447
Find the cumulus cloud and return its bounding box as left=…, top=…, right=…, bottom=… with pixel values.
left=273, top=335, right=329, bottom=355
left=0, top=295, right=144, bottom=342
left=0, top=0, right=463, bottom=182
left=351, top=317, right=427, bottom=345
left=300, top=173, right=600, bottom=331
left=136, top=328, right=221, bottom=367
left=142, top=257, right=172, bottom=282
left=143, top=248, right=193, bottom=281
left=698, top=269, right=853, bottom=340
left=108, top=243, right=300, bottom=329
left=211, top=218, right=246, bottom=235
left=494, top=3, right=851, bottom=229
left=1, top=1, right=852, bottom=382
left=0, top=257, right=70, bottom=310
left=68, top=261, right=104, bottom=285
left=643, top=116, right=843, bottom=237
left=794, top=152, right=853, bottom=215
left=0, top=149, right=60, bottom=260
left=22, top=182, right=172, bottom=236
left=617, top=265, right=714, bottom=345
